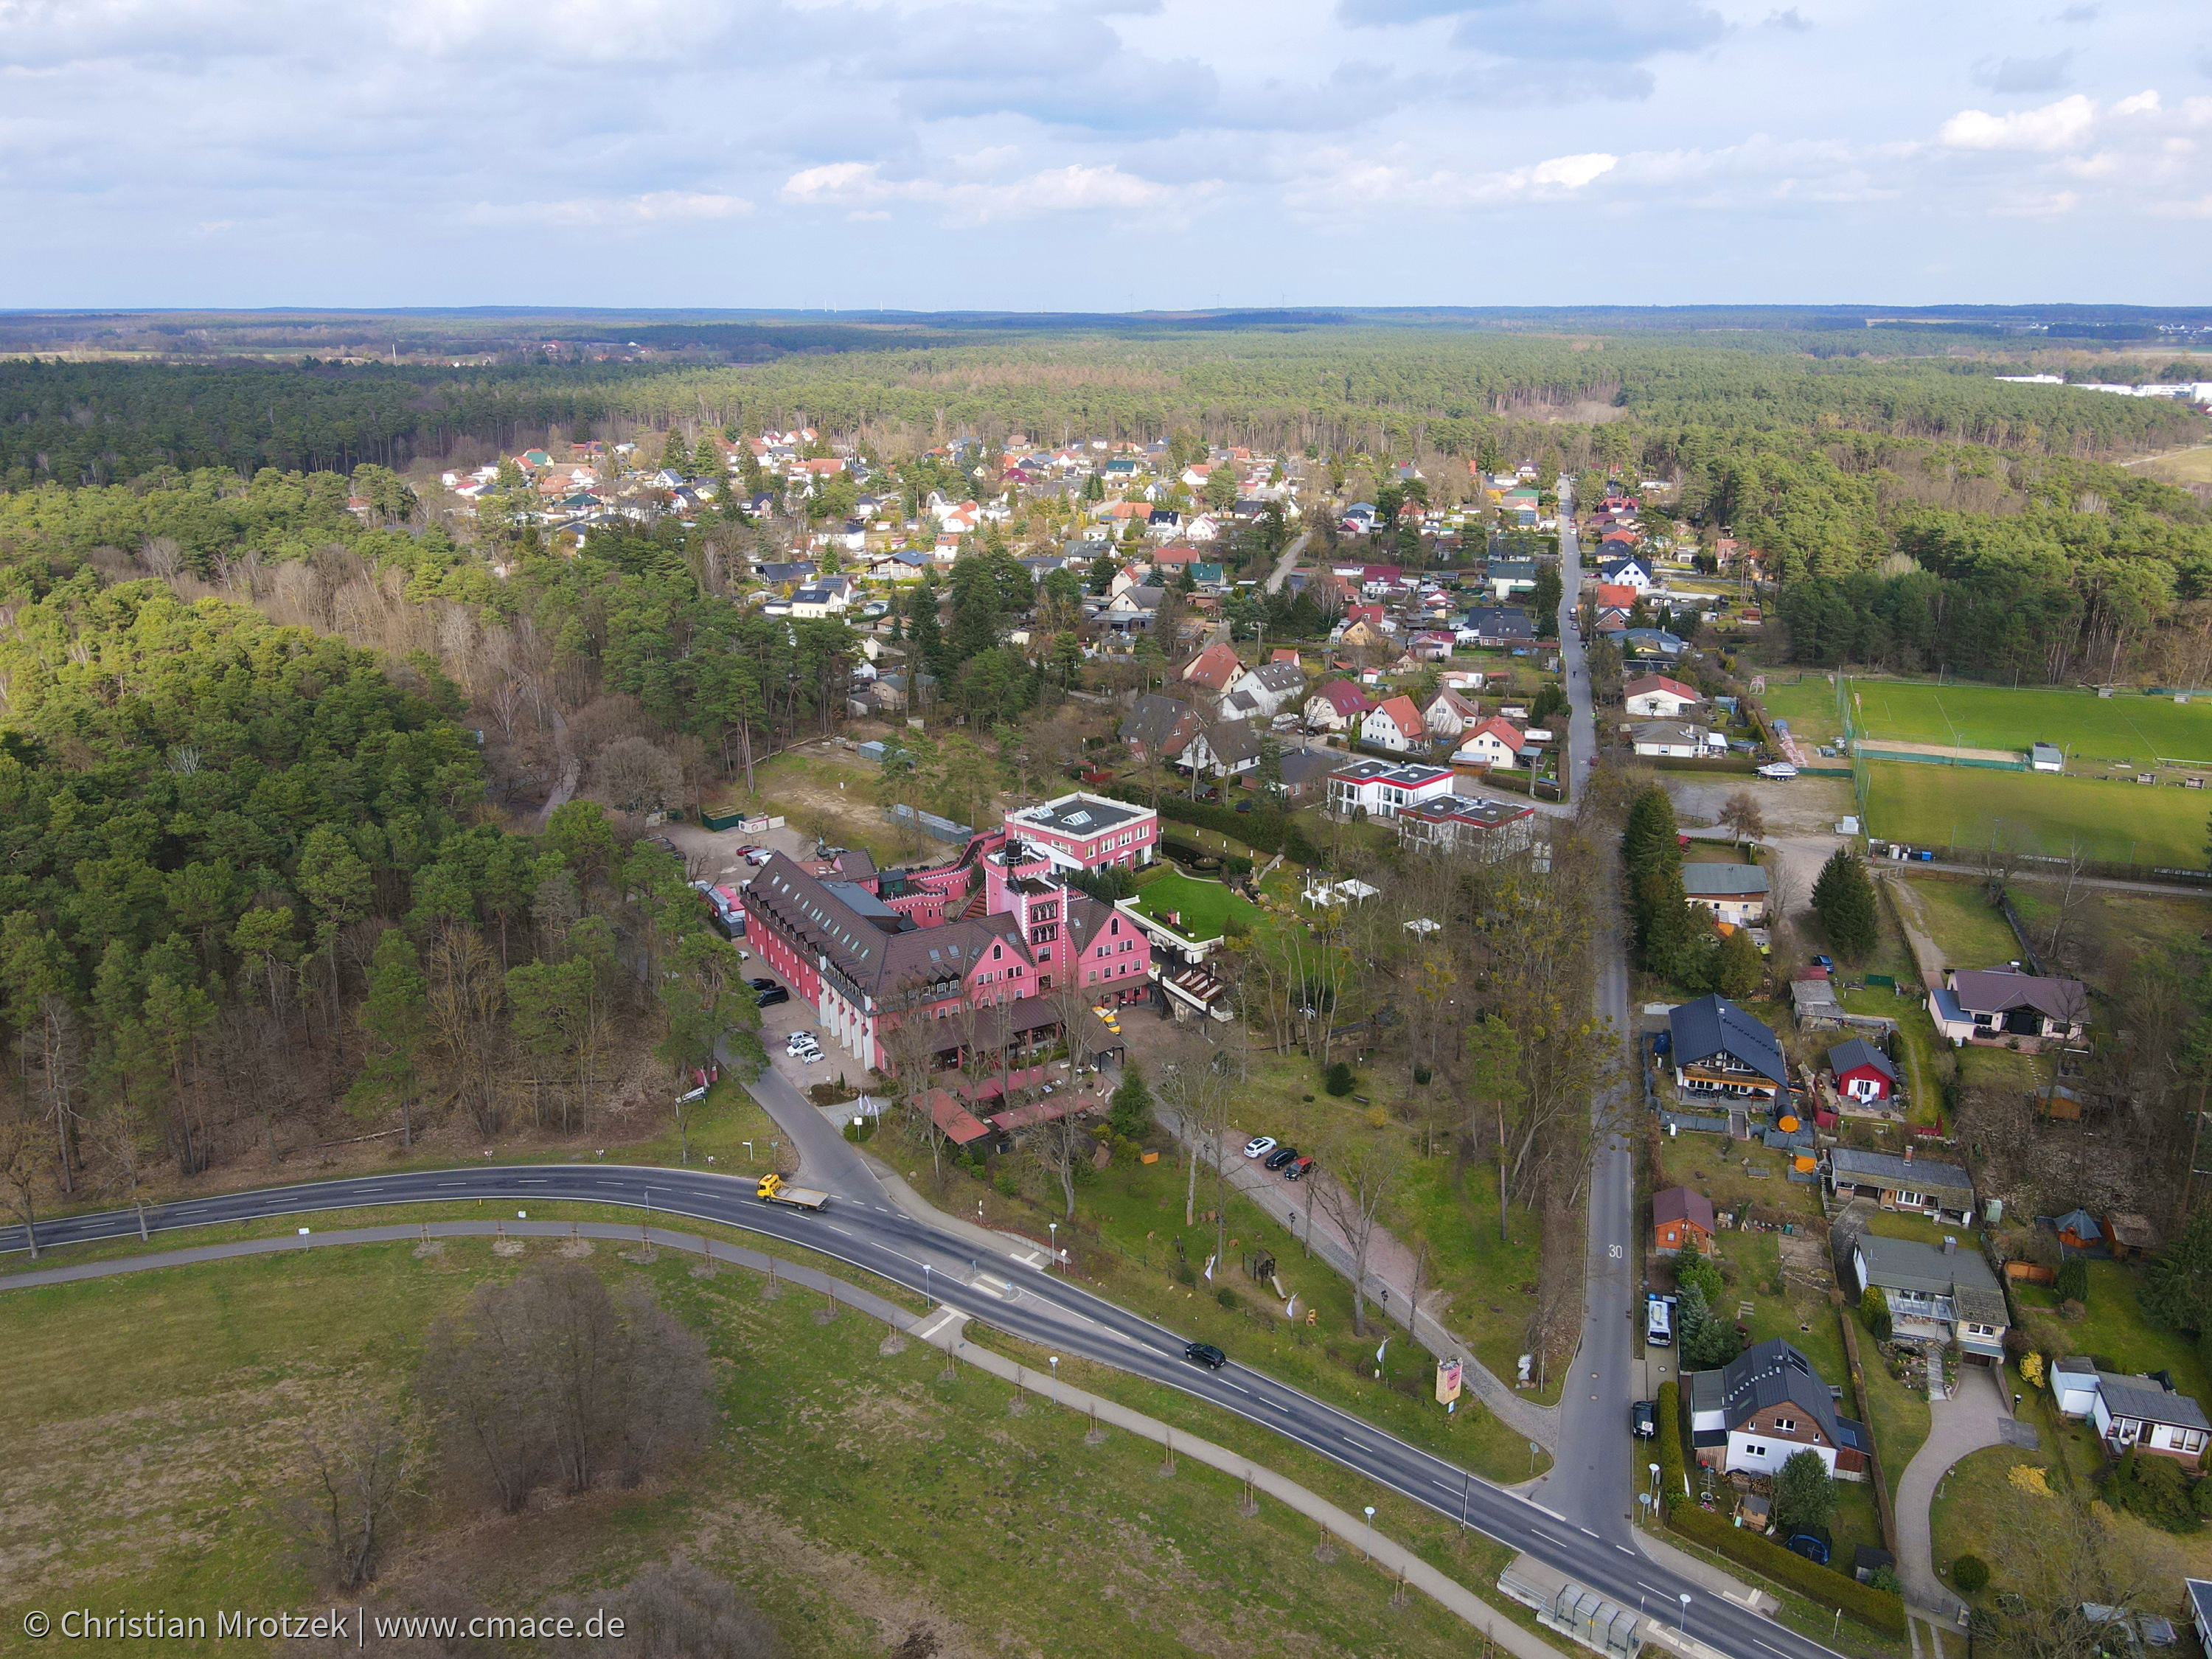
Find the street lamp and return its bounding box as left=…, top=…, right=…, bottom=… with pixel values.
left=922, top=1263, right=932, bottom=1300
left=1363, top=1506, right=1377, bottom=1560
left=1048, top=1220, right=1058, bottom=1260
left=1677, top=1594, right=1691, bottom=1637
left=1649, top=1461, right=1661, bottom=1511
left=742, top=1140, right=754, bottom=1162
left=1048, top=1355, right=1059, bottom=1405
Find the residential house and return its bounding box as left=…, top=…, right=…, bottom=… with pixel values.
left=1682, top=863, right=1770, bottom=926
left=1453, top=714, right=1528, bottom=771
left=1406, top=630, right=1458, bottom=663
left=1223, top=661, right=1307, bottom=720
left=1270, top=746, right=1344, bottom=807
left=1486, top=557, right=1540, bottom=598
left=1827, top=1038, right=1899, bottom=1105
left=1631, top=722, right=1723, bottom=759
left=1119, top=695, right=1204, bottom=765
left=789, top=575, right=856, bottom=618
left=1397, top=793, right=1538, bottom=858
left=1687, top=1339, right=1871, bottom=1480
left=1326, top=759, right=1457, bottom=821
left=1928, top=967, right=2090, bottom=1048
left=1623, top=628, right=1686, bottom=660
left=1599, top=556, right=1654, bottom=590
left=1304, top=680, right=1375, bottom=732
left=1653, top=1186, right=1717, bottom=1255
left=1102, top=586, right=1166, bottom=629
left=1361, top=695, right=1428, bottom=753
left=1460, top=606, right=1537, bottom=648
left=755, top=560, right=818, bottom=588
left=1183, top=720, right=1262, bottom=780
left=1848, top=1234, right=2007, bottom=1363
left=1422, top=686, right=1481, bottom=740
left=1668, top=995, right=1788, bottom=1101
left=1592, top=582, right=1641, bottom=613
left=1623, top=675, right=1704, bottom=719
left=2054, top=1360, right=2211, bottom=1462
left=1338, top=616, right=1389, bottom=653
left=1826, top=1148, right=1975, bottom=1222
left=1180, top=639, right=1245, bottom=695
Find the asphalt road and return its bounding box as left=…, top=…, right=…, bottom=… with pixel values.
left=1, top=1160, right=1843, bottom=1659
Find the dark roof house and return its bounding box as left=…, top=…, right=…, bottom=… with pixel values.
left=1669, top=995, right=1788, bottom=1096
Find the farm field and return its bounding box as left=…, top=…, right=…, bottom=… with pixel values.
left=1863, top=762, right=2208, bottom=867
left=1846, top=679, right=2212, bottom=771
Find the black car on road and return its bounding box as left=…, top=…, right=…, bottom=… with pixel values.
left=1183, top=1342, right=1228, bottom=1370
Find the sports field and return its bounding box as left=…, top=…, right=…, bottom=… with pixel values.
left=1864, top=762, right=2208, bottom=867
left=1847, top=680, right=2212, bottom=771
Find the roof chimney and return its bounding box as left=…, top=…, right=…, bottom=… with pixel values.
left=1903, top=1145, right=1912, bottom=1162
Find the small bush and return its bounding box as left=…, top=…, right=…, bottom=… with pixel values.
left=2106, top=1447, right=2202, bottom=1534
left=1951, top=1555, right=1991, bottom=1595
left=1869, top=1565, right=1901, bottom=1595
left=1174, top=1263, right=1197, bottom=1287
left=1863, top=1285, right=1892, bottom=1342
left=1412, top=1064, right=1433, bottom=1086
left=1324, top=1062, right=1355, bottom=1097
left=995, top=1172, right=1020, bottom=1199
left=2053, top=1258, right=2090, bottom=1304
left=1217, top=1287, right=1241, bottom=1310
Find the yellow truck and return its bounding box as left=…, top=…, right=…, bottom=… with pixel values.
left=756, top=1172, right=831, bottom=1211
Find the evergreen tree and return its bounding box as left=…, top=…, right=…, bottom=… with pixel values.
left=350, top=930, right=428, bottom=1147
left=1811, top=847, right=1879, bottom=961
left=2143, top=1203, right=2212, bottom=1332
left=1714, top=925, right=1764, bottom=998
left=1531, top=566, right=1562, bottom=635
left=659, top=428, right=691, bottom=475
left=1772, top=1450, right=1837, bottom=1535
left=1109, top=1066, right=1154, bottom=1139
left=908, top=579, right=946, bottom=681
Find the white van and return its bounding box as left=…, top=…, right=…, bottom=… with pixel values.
left=1645, top=1295, right=1674, bottom=1347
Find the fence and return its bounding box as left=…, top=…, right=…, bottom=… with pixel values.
left=883, top=804, right=973, bottom=843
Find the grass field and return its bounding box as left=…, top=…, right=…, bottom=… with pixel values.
left=1863, top=762, right=2208, bottom=866
left=1898, top=876, right=2021, bottom=968
left=1123, top=869, right=1260, bottom=941
left=1757, top=675, right=1844, bottom=745
left=1848, top=680, right=2212, bottom=770
left=0, top=1240, right=1532, bottom=1659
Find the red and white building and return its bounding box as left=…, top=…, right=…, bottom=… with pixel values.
left=1453, top=714, right=1528, bottom=770
left=1360, top=695, right=1427, bottom=752
left=1326, top=759, right=1456, bottom=821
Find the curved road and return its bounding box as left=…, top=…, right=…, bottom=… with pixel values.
left=3, top=1164, right=1839, bottom=1659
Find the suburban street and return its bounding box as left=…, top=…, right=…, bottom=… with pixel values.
left=4, top=1149, right=1843, bottom=1659
left=1537, top=484, right=1649, bottom=1543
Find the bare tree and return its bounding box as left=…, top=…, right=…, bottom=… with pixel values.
left=1312, top=1127, right=1408, bottom=1337
left=591, top=735, right=685, bottom=818
left=293, top=1400, right=416, bottom=1590
left=562, top=1562, right=785, bottom=1659
left=0, top=1110, right=52, bottom=1259
left=1717, top=790, right=1767, bottom=846
left=426, top=927, right=505, bottom=1136
left=86, top=1103, right=155, bottom=1242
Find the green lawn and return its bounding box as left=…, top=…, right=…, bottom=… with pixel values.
left=1759, top=675, right=1846, bottom=745
left=1123, top=869, right=1261, bottom=942
left=0, top=1240, right=1532, bottom=1659
left=1898, top=876, right=2020, bottom=970
left=1863, top=762, right=2208, bottom=866
left=1928, top=1443, right=2053, bottom=1604
left=2010, top=1260, right=2212, bottom=1404
left=1846, top=678, right=2212, bottom=769
left=1856, top=1333, right=1932, bottom=1508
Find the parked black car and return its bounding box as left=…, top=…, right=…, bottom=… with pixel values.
left=1631, top=1399, right=1657, bottom=1439
left=1284, top=1156, right=1315, bottom=1181
left=1263, top=1145, right=1299, bottom=1172
left=748, top=977, right=790, bottom=1008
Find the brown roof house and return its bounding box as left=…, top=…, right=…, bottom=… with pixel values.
left=1929, top=966, right=2089, bottom=1050
left=1180, top=640, right=1244, bottom=694
left=1653, top=1186, right=1717, bottom=1256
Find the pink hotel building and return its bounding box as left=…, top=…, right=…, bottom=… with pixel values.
left=739, top=793, right=1161, bottom=1092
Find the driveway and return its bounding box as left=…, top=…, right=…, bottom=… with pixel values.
left=1894, top=1363, right=2017, bottom=1622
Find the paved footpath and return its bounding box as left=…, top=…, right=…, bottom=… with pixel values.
left=1894, top=1363, right=2013, bottom=1624
left=1164, top=1107, right=1560, bottom=1450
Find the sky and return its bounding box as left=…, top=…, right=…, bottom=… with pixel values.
left=0, top=0, right=2206, bottom=308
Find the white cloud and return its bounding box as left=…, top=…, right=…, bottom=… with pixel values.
left=1938, top=94, right=2097, bottom=152
left=472, top=191, right=753, bottom=225
left=783, top=161, right=1188, bottom=220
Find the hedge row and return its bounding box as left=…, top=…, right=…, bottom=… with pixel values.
left=1665, top=1506, right=1905, bottom=1637
left=1646, top=755, right=1759, bottom=775
left=1101, top=785, right=1323, bottom=864
left=1658, top=1380, right=1687, bottom=1507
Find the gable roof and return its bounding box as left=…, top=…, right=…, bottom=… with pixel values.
left=1654, top=1186, right=1717, bottom=1234
left=1309, top=680, right=1374, bottom=717
left=1826, top=1037, right=1898, bottom=1084
left=1239, top=661, right=1307, bottom=695
left=1708, top=1339, right=1853, bottom=1448
left=1668, top=995, right=1787, bottom=1086
left=1180, top=640, right=1244, bottom=691
left=1624, top=673, right=1700, bottom=703
left=1427, top=687, right=1480, bottom=720
left=1119, top=693, right=1203, bottom=757
left=1828, top=1147, right=1972, bottom=1198
left=1851, top=1234, right=2000, bottom=1298
left=1461, top=714, right=1526, bottom=751
left=1948, top=967, right=2088, bottom=1023
left=1682, top=863, right=1770, bottom=898
left=1199, top=720, right=1263, bottom=768
left=1369, top=695, right=1425, bottom=739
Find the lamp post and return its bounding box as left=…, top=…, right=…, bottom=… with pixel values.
left=1678, top=1594, right=1691, bottom=1638
left=1048, top=1221, right=1058, bottom=1262
left=1459, top=1470, right=1472, bottom=1531
left=1048, top=1355, right=1059, bottom=1405
left=922, top=1263, right=932, bottom=1300
left=742, top=1140, right=754, bottom=1163
left=1649, top=1461, right=1661, bottom=1509
left=1363, top=1506, right=1377, bottom=1561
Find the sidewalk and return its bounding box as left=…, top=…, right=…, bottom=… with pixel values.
left=1164, top=1107, right=1559, bottom=1449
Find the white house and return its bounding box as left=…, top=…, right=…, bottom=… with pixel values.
left=1422, top=686, right=1481, bottom=740
left=1304, top=681, right=1374, bottom=732
left=1223, top=661, right=1307, bottom=720
left=1682, top=863, right=1769, bottom=926
left=1686, top=1339, right=1871, bottom=1481
left=1360, top=695, right=1427, bottom=753
left=1599, top=555, right=1654, bottom=590
left=1623, top=673, right=1703, bottom=719
left=1454, top=715, right=1527, bottom=770
left=1630, top=721, right=1723, bottom=759
left=788, top=576, right=856, bottom=618
left=2059, top=1364, right=2212, bottom=1462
